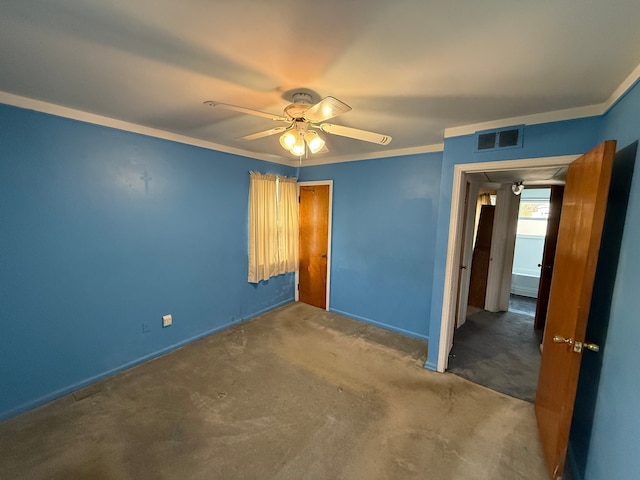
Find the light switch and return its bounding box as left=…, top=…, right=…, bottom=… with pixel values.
left=162, top=314, right=172, bottom=327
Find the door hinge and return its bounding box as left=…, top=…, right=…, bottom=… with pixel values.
left=298, top=196, right=300, bottom=203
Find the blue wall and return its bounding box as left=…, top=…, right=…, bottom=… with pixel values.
left=0, top=104, right=295, bottom=420
left=298, top=153, right=443, bottom=340
left=581, top=80, right=640, bottom=480
left=425, top=116, right=603, bottom=369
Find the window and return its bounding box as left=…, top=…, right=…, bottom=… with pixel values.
left=512, top=188, right=551, bottom=283
left=247, top=172, right=299, bottom=283
left=517, top=191, right=550, bottom=237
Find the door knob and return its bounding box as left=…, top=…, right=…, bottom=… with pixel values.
left=553, top=335, right=600, bottom=353
left=321, top=253, right=327, bottom=258
left=553, top=335, right=573, bottom=345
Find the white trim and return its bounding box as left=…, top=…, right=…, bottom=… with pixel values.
left=437, top=166, right=466, bottom=371
left=0, top=91, right=296, bottom=166
left=296, top=180, right=333, bottom=311
left=444, top=63, right=640, bottom=138
left=455, top=180, right=479, bottom=329
left=604, top=62, right=640, bottom=112
left=444, top=105, right=602, bottom=139
left=299, top=144, right=445, bottom=166
left=436, top=154, right=577, bottom=372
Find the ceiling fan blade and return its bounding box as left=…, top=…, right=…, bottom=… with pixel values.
left=237, top=126, right=289, bottom=141
left=320, top=123, right=392, bottom=145
left=303, top=96, right=352, bottom=122
left=204, top=101, right=287, bottom=122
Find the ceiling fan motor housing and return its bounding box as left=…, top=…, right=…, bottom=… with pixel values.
left=291, top=92, right=313, bottom=104
left=284, top=92, right=314, bottom=119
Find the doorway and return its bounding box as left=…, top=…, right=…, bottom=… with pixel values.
left=436, top=155, right=578, bottom=373
left=296, top=180, right=333, bottom=310
left=448, top=187, right=553, bottom=401
left=439, top=144, right=620, bottom=479
left=511, top=188, right=552, bottom=303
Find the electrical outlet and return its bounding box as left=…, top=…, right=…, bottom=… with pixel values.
left=162, top=314, right=172, bottom=327
left=142, top=322, right=151, bottom=334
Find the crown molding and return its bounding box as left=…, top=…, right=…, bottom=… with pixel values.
left=444, top=62, right=640, bottom=138
left=298, top=143, right=445, bottom=167
left=0, top=90, right=441, bottom=167
left=444, top=104, right=602, bottom=139
left=603, top=62, right=640, bottom=112
left=0, top=91, right=296, bottom=166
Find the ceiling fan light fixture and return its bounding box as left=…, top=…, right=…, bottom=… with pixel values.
left=290, top=134, right=306, bottom=156
left=512, top=181, right=524, bottom=196
left=304, top=130, right=325, bottom=154
left=279, top=131, right=297, bottom=150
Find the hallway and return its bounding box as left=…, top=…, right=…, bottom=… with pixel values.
left=447, top=295, right=542, bottom=402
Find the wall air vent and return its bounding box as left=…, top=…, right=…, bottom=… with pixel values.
left=477, top=132, right=497, bottom=150
left=475, top=125, right=524, bottom=152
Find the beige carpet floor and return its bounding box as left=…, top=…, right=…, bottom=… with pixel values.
left=0, top=302, right=548, bottom=480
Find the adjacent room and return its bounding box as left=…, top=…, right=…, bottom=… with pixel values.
left=1, top=2, right=640, bottom=479
left=447, top=185, right=555, bottom=403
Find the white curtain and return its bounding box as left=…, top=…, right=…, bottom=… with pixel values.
left=248, top=172, right=299, bottom=283
left=277, top=176, right=299, bottom=275
left=248, top=173, right=278, bottom=283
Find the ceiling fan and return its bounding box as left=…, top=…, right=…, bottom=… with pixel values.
left=204, top=92, right=392, bottom=157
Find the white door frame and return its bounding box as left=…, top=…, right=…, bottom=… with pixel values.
left=436, top=155, right=577, bottom=372
left=455, top=180, right=480, bottom=329
left=296, top=180, right=333, bottom=311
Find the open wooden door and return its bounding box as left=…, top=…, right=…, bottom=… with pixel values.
left=535, top=140, right=616, bottom=479
left=534, top=186, right=564, bottom=331
left=468, top=204, right=495, bottom=308
left=298, top=185, right=330, bottom=309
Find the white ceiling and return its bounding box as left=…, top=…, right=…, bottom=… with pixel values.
left=468, top=166, right=568, bottom=186
left=2, top=0, right=640, bottom=165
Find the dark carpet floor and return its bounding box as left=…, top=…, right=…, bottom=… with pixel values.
left=508, top=294, right=537, bottom=316
left=447, top=296, right=542, bottom=402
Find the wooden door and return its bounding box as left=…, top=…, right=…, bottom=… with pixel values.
left=468, top=204, right=495, bottom=308
left=534, top=186, right=564, bottom=331
left=299, top=185, right=329, bottom=309
left=535, top=141, right=616, bottom=479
